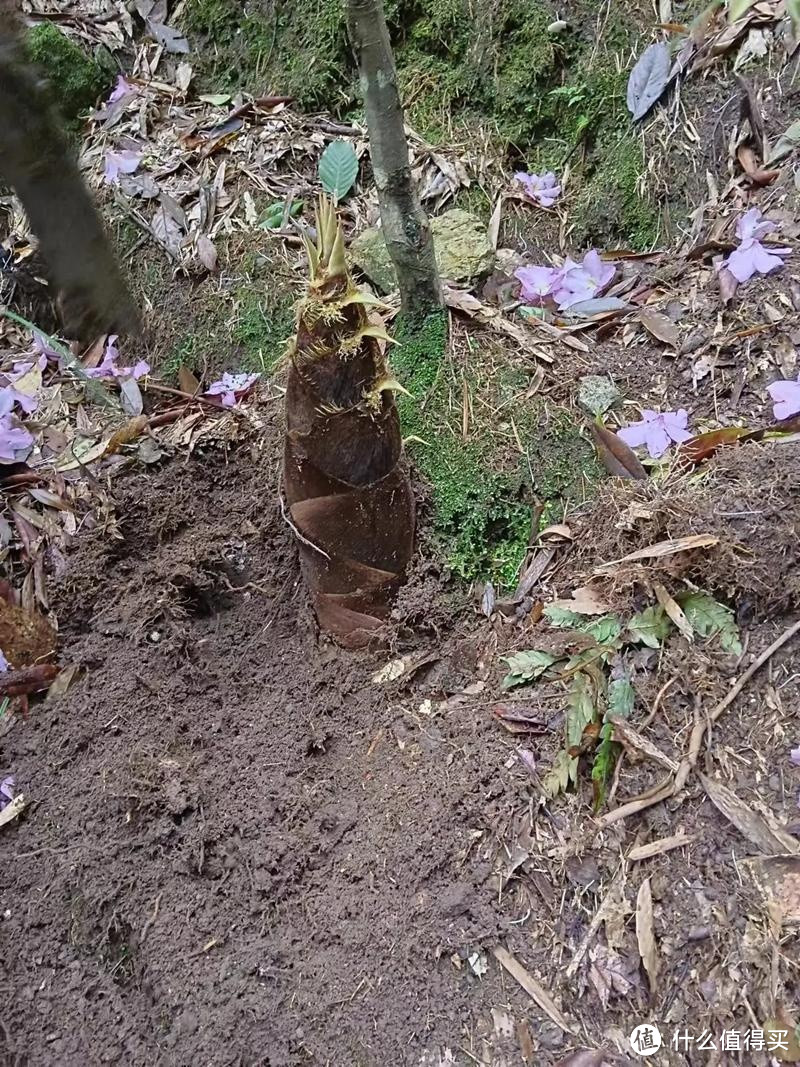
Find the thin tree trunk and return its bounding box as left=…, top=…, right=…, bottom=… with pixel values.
left=0, top=3, right=139, bottom=340
left=346, top=0, right=442, bottom=321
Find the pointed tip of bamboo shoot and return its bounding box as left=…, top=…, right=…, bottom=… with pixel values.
left=328, top=225, right=347, bottom=279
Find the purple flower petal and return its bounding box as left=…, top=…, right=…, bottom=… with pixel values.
left=736, top=207, right=776, bottom=243
left=767, top=378, right=800, bottom=421
left=618, top=408, right=692, bottom=459
left=660, top=408, right=691, bottom=442
left=616, top=421, right=651, bottom=450
left=0, top=775, right=14, bottom=812
left=748, top=240, right=789, bottom=276
left=514, top=171, right=561, bottom=208
left=725, top=242, right=759, bottom=283
left=108, top=74, right=135, bottom=104
left=104, top=150, right=142, bottom=185
left=0, top=416, right=33, bottom=463
left=515, top=265, right=558, bottom=302
left=205, top=372, right=260, bottom=407
left=581, top=249, right=616, bottom=291
left=555, top=266, right=597, bottom=309
left=643, top=423, right=672, bottom=459
left=0, top=649, right=8, bottom=672
left=790, top=745, right=800, bottom=767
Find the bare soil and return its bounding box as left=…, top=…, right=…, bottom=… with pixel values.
left=3, top=398, right=800, bottom=1066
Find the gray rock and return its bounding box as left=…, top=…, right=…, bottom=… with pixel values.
left=577, top=375, right=622, bottom=417
left=349, top=208, right=494, bottom=293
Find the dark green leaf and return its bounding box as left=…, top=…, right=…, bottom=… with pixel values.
left=678, top=592, right=742, bottom=654
left=319, top=140, right=359, bottom=199
left=502, top=649, right=559, bottom=689
left=608, top=676, right=635, bottom=719
left=627, top=605, right=672, bottom=649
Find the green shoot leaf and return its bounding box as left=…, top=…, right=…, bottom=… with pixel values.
left=626, top=605, right=672, bottom=649
left=318, top=140, right=359, bottom=200
left=678, top=592, right=742, bottom=654
left=502, top=649, right=559, bottom=689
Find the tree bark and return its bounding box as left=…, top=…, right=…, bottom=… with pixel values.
left=0, top=2, right=139, bottom=340
left=346, top=0, right=442, bottom=321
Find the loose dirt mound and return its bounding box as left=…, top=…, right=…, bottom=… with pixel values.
left=0, top=444, right=531, bottom=1066
left=568, top=439, right=800, bottom=618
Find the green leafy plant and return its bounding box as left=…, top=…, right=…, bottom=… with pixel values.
left=678, top=592, right=742, bottom=654
left=260, top=200, right=303, bottom=230
left=503, top=588, right=742, bottom=808
left=318, top=139, right=359, bottom=200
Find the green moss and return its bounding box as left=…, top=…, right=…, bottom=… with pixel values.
left=25, top=23, right=107, bottom=136
left=573, top=133, right=661, bottom=249
left=233, top=290, right=295, bottom=374
left=392, top=313, right=599, bottom=587
left=182, top=0, right=345, bottom=107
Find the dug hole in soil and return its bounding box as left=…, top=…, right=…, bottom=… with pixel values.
left=0, top=409, right=532, bottom=1067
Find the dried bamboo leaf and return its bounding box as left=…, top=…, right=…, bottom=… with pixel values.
left=636, top=878, right=659, bottom=993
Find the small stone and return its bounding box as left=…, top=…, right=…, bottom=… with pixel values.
left=349, top=208, right=494, bottom=293
left=577, top=374, right=622, bottom=416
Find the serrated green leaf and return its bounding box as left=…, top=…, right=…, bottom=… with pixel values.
left=626, top=605, right=672, bottom=649
left=678, top=592, right=742, bottom=654
left=542, top=748, right=572, bottom=798
left=585, top=617, right=623, bottom=644
left=788, top=0, right=800, bottom=34
left=318, top=140, right=359, bottom=199
left=198, top=93, right=232, bottom=106
left=608, top=676, right=635, bottom=719
left=566, top=672, right=599, bottom=784
left=544, top=605, right=622, bottom=645
left=502, top=649, right=559, bottom=689
left=543, top=604, right=585, bottom=628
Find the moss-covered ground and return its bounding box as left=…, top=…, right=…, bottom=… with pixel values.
left=25, top=22, right=111, bottom=139
left=392, top=314, right=601, bottom=588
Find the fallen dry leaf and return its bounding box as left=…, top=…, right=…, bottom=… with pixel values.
left=701, top=775, right=800, bottom=855
left=635, top=877, right=659, bottom=993
left=0, top=793, right=27, bottom=829
left=491, top=945, right=577, bottom=1035
left=653, top=582, right=694, bottom=640
left=105, top=415, right=150, bottom=455
left=637, top=308, right=680, bottom=347
left=589, top=423, right=647, bottom=480
left=549, top=585, right=611, bottom=616
left=596, top=534, right=719, bottom=571
left=628, top=833, right=696, bottom=862
left=745, top=855, right=800, bottom=927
